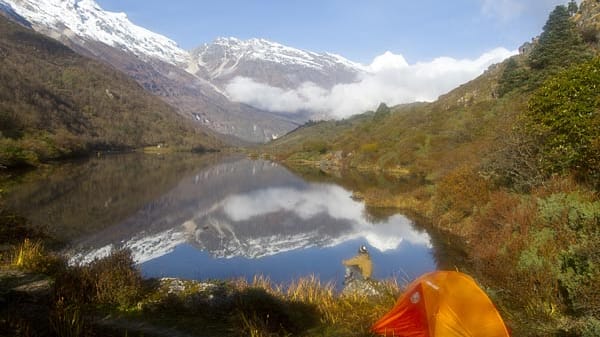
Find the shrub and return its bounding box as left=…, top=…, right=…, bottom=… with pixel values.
left=581, top=317, right=600, bottom=337
left=516, top=228, right=556, bottom=273
left=359, top=142, right=379, bottom=154
left=527, top=57, right=600, bottom=187
left=87, top=249, right=143, bottom=308
left=470, top=179, right=600, bottom=334
left=53, top=249, right=143, bottom=310
left=483, top=123, right=545, bottom=192
left=433, top=165, right=490, bottom=219
left=301, top=140, right=329, bottom=154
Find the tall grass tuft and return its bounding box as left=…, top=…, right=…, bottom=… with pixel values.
left=286, top=275, right=337, bottom=324
left=251, top=275, right=280, bottom=295
left=12, top=238, right=63, bottom=273
left=12, top=238, right=44, bottom=269
left=49, top=297, right=85, bottom=337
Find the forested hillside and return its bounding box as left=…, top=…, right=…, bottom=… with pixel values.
left=0, top=16, right=222, bottom=168
left=265, top=2, right=600, bottom=335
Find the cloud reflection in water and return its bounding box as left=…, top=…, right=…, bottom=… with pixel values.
left=220, top=184, right=430, bottom=252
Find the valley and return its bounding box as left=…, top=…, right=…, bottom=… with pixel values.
left=1, top=0, right=600, bottom=336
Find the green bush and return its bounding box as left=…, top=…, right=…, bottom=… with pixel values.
left=527, top=57, right=600, bottom=187
left=581, top=317, right=600, bottom=337
left=516, top=228, right=556, bottom=272
left=433, top=165, right=490, bottom=218
left=0, top=138, right=39, bottom=167
left=301, top=140, right=330, bottom=154
left=533, top=191, right=600, bottom=316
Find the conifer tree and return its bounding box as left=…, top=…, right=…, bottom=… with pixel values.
left=497, top=57, right=528, bottom=96
left=567, top=0, right=578, bottom=16
left=528, top=5, right=590, bottom=70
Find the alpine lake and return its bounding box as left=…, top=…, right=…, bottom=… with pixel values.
left=3, top=153, right=454, bottom=289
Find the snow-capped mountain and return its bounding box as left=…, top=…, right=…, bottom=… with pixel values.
left=0, top=0, right=369, bottom=142
left=2, top=0, right=188, bottom=65
left=191, top=37, right=363, bottom=90
left=0, top=0, right=303, bottom=142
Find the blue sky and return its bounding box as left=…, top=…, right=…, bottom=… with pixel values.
left=95, top=0, right=574, bottom=64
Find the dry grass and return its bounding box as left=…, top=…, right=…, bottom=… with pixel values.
left=11, top=238, right=63, bottom=274
left=12, top=238, right=44, bottom=268
left=225, top=275, right=402, bottom=336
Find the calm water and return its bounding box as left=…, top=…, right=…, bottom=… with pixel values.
left=5, top=153, right=437, bottom=286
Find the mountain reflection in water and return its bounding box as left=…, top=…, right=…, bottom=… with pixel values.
left=7, top=154, right=436, bottom=285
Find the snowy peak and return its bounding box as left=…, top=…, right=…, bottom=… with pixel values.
left=0, top=0, right=189, bottom=65
left=199, top=36, right=361, bottom=70
left=191, top=37, right=363, bottom=88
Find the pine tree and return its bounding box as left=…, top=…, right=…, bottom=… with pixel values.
left=567, top=0, right=578, bottom=16
left=528, top=5, right=590, bottom=70
left=497, top=57, right=529, bottom=96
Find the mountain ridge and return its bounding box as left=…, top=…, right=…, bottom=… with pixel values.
left=190, top=36, right=363, bottom=90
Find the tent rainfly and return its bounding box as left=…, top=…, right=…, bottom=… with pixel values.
left=372, top=271, right=510, bottom=337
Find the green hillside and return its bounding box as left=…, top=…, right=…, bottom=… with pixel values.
left=264, top=3, right=600, bottom=336
left=0, top=16, right=222, bottom=168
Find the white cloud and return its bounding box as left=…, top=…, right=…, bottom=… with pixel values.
left=225, top=48, right=516, bottom=119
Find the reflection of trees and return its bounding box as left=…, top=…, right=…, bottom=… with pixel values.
left=362, top=206, right=395, bottom=224
left=410, top=212, right=469, bottom=271
left=288, top=164, right=426, bottom=194
left=5, top=153, right=222, bottom=242
left=286, top=164, right=428, bottom=223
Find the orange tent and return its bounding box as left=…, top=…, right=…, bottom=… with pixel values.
left=372, top=271, right=509, bottom=337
